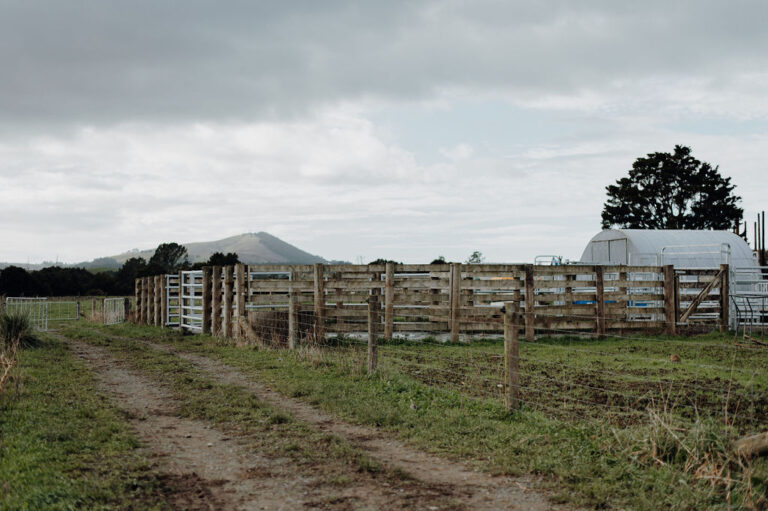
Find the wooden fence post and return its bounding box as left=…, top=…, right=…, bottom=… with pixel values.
left=148, top=276, right=154, bottom=325
left=288, top=290, right=299, bottom=349
left=313, top=263, right=325, bottom=343
left=384, top=262, right=394, bottom=339
left=223, top=266, right=234, bottom=338
left=201, top=266, right=212, bottom=334
left=674, top=273, right=681, bottom=326
left=235, top=264, right=246, bottom=339
left=91, top=298, right=96, bottom=321
left=430, top=266, right=442, bottom=331
left=137, top=278, right=143, bottom=324
left=160, top=275, right=167, bottom=327
left=134, top=278, right=141, bottom=324
left=143, top=277, right=151, bottom=325
left=123, top=298, right=130, bottom=323
left=524, top=265, right=535, bottom=341
left=335, top=272, right=344, bottom=332
left=720, top=263, right=729, bottom=333
left=663, top=265, right=677, bottom=335
left=155, top=275, right=162, bottom=326
left=145, top=277, right=152, bottom=325
left=504, top=301, right=520, bottom=410
left=211, top=265, right=222, bottom=336
left=595, top=266, right=605, bottom=336
left=367, top=296, right=378, bottom=373
left=450, top=263, right=461, bottom=342
left=151, top=276, right=156, bottom=326
left=151, top=276, right=158, bottom=325
left=371, top=266, right=382, bottom=343
left=565, top=273, right=574, bottom=318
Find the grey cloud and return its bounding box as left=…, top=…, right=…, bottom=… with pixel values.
left=2, top=0, right=768, bottom=126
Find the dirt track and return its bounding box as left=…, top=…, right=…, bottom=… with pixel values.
left=62, top=331, right=561, bottom=510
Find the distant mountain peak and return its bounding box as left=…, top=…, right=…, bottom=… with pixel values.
left=107, top=232, right=327, bottom=265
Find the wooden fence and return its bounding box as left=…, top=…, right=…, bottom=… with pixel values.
left=132, top=263, right=730, bottom=340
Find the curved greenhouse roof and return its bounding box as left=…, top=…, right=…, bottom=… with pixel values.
left=579, top=229, right=757, bottom=268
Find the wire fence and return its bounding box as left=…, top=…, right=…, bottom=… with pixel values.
left=226, top=302, right=768, bottom=433
left=128, top=263, right=766, bottom=433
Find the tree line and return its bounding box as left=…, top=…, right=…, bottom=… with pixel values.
left=0, top=243, right=239, bottom=297
left=1, top=243, right=490, bottom=298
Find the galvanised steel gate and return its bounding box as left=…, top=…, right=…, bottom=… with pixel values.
left=4, top=297, right=80, bottom=330
left=103, top=298, right=126, bottom=325
left=179, top=270, right=203, bottom=332
left=165, top=274, right=180, bottom=327
left=4, top=297, right=49, bottom=330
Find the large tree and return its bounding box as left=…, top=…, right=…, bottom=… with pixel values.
left=148, top=243, right=188, bottom=274
left=115, top=257, right=147, bottom=294
left=0, top=266, right=38, bottom=296
left=601, top=145, right=742, bottom=230
left=206, top=252, right=240, bottom=266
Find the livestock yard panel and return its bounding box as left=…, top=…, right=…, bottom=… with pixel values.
left=135, top=263, right=728, bottom=341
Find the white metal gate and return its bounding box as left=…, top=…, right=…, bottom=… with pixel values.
left=4, top=297, right=49, bottom=330
left=730, top=266, right=768, bottom=332
left=47, top=301, right=80, bottom=321
left=180, top=270, right=203, bottom=332
left=103, top=298, right=126, bottom=325
left=165, top=274, right=180, bottom=327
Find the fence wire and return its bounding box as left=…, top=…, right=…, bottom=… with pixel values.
left=215, top=303, right=767, bottom=433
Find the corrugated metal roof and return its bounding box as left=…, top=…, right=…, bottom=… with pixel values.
left=580, top=229, right=757, bottom=268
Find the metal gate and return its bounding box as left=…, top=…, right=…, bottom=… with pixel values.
left=103, top=298, right=126, bottom=325
left=165, top=274, right=180, bottom=327
left=180, top=270, right=203, bottom=332
left=47, top=301, right=80, bottom=321
left=4, top=297, right=49, bottom=330
left=730, top=266, right=768, bottom=334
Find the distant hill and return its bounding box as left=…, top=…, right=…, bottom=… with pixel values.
left=0, top=232, right=339, bottom=270
left=108, top=232, right=327, bottom=265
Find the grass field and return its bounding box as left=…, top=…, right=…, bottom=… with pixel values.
left=3, top=313, right=766, bottom=510
left=0, top=334, right=167, bottom=509
left=62, top=321, right=767, bottom=510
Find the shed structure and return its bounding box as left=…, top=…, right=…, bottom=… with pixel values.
left=579, top=229, right=757, bottom=269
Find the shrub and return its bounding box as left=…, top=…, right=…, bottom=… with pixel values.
left=1, top=311, right=32, bottom=393
left=1, top=311, right=32, bottom=349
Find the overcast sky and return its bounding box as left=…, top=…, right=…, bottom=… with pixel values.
left=1, top=1, right=767, bottom=265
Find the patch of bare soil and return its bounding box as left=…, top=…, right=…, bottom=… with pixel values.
left=63, top=337, right=308, bottom=510
left=136, top=338, right=560, bottom=510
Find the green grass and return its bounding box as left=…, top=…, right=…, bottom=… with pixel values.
left=0, top=334, right=166, bottom=510
left=78, top=322, right=768, bottom=510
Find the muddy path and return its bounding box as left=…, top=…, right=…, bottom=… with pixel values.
left=76, top=329, right=562, bottom=510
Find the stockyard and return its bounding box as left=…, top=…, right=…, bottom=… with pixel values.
left=2, top=253, right=767, bottom=510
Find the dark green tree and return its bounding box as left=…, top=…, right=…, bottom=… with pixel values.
left=148, top=243, right=188, bottom=274
left=207, top=252, right=240, bottom=266
left=0, top=266, right=38, bottom=296
left=368, top=258, right=402, bottom=265
left=430, top=256, right=447, bottom=264
left=465, top=251, right=484, bottom=264
left=115, top=257, right=147, bottom=294
left=601, top=145, right=743, bottom=230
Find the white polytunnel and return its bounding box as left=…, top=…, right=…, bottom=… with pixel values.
left=579, top=229, right=758, bottom=269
